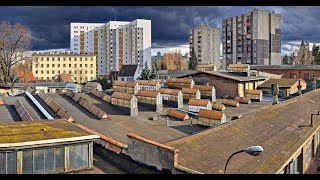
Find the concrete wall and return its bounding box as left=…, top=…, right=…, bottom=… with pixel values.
left=123, top=133, right=178, bottom=172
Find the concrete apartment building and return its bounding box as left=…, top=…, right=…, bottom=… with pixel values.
left=31, top=53, right=97, bottom=83
left=189, top=25, right=220, bottom=69
left=70, top=19, right=151, bottom=78
left=222, top=8, right=281, bottom=70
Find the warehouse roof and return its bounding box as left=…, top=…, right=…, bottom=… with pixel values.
left=258, top=78, right=303, bottom=88
left=177, top=71, right=265, bottom=82
left=167, top=89, right=320, bottom=174
left=118, top=65, right=138, bottom=77
left=198, top=109, right=224, bottom=120
left=0, top=119, right=99, bottom=145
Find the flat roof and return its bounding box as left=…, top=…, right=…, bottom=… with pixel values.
left=167, top=89, right=320, bottom=174
left=177, top=71, right=265, bottom=82
left=251, top=65, right=320, bottom=70
left=45, top=93, right=206, bottom=144
left=258, top=78, right=302, bottom=88
left=0, top=119, right=98, bottom=145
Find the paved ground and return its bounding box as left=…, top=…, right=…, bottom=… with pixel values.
left=45, top=93, right=206, bottom=144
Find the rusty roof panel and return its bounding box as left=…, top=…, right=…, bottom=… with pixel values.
left=198, top=109, right=224, bottom=120
left=136, top=80, right=150, bottom=85
left=136, top=90, right=160, bottom=98
left=245, top=89, right=262, bottom=95
left=168, top=78, right=193, bottom=84
left=159, top=88, right=181, bottom=95
left=222, top=99, right=239, bottom=107
left=182, top=88, right=199, bottom=94
left=211, top=103, right=226, bottom=111
left=111, top=92, right=134, bottom=101
left=188, top=98, right=210, bottom=106
left=193, top=85, right=215, bottom=91
left=167, top=109, right=189, bottom=121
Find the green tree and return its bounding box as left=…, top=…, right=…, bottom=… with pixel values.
left=282, top=54, right=289, bottom=64
left=139, top=62, right=151, bottom=80
left=150, top=63, right=158, bottom=79
left=98, top=76, right=112, bottom=90
left=312, top=43, right=320, bottom=65
left=188, top=51, right=198, bottom=70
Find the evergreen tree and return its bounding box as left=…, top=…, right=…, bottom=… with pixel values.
left=98, top=75, right=109, bottom=90
left=188, top=51, right=198, bottom=70
left=301, top=40, right=305, bottom=47
left=150, top=63, right=159, bottom=79
left=282, top=54, right=289, bottom=64
left=312, top=43, right=320, bottom=65
left=139, top=62, right=151, bottom=80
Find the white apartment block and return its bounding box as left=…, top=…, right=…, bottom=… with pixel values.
left=70, top=19, right=151, bottom=78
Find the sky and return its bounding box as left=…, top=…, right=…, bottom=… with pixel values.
left=1, top=6, right=320, bottom=56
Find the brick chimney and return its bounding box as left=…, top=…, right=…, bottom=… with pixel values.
left=271, top=83, right=279, bottom=105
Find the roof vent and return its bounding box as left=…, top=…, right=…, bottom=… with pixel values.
left=41, top=128, right=46, bottom=131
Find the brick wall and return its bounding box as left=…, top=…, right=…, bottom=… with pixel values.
left=257, top=69, right=320, bottom=79
left=186, top=73, right=240, bottom=97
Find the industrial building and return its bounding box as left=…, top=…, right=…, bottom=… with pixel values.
left=222, top=8, right=281, bottom=69
left=245, top=89, right=263, bottom=101
left=167, top=109, right=189, bottom=121
left=0, top=119, right=99, bottom=174
left=177, top=71, right=265, bottom=98
left=257, top=78, right=307, bottom=97
left=113, top=81, right=139, bottom=94
left=136, top=80, right=161, bottom=91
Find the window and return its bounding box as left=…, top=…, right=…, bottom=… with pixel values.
left=90, top=64, right=93, bottom=68
left=63, top=57, right=66, bottom=61
left=63, top=64, right=66, bottom=68
left=35, top=70, right=38, bottom=74
left=80, top=64, right=82, bottom=68
left=52, top=64, right=55, bottom=68
left=52, top=70, right=55, bottom=74
left=47, top=64, right=49, bottom=68
left=85, top=58, right=87, bottom=61
left=85, top=70, right=87, bottom=74
left=85, top=64, right=87, bottom=68
left=47, top=70, right=49, bottom=74
left=90, top=70, right=93, bottom=74
left=69, top=143, right=89, bottom=170
left=58, top=58, right=60, bottom=61
left=58, top=64, right=60, bottom=68
left=74, top=64, right=77, bottom=68
left=69, top=58, right=71, bottom=61
left=34, top=149, right=45, bottom=174
left=69, top=64, right=71, bottom=68
left=306, top=141, right=313, bottom=165
left=47, top=58, right=49, bottom=61
left=58, top=70, right=60, bottom=74
left=0, top=151, right=17, bottom=174
left=41, top=70, right=43, bottom=74
left=52, top=57, right=54, bottom=61
left=22, top=150, right=33, bottom=174
left=54, top=147, right=65, bottom=172
left=74, top=70, right=77, bottom=74
left=41, top=57, right=44, bottom=61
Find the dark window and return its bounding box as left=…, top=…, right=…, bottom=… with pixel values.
left=22, top=150, right=33, bottom=174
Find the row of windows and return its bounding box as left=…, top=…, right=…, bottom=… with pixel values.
left=34, top=64, right=94, bottom=68
left=35, top=57, right=94, bottom=61
left=35, top=70, right=94, bottom=75
left=35, top=76, right=94, bottom=82
left=0, top=143, right=89, bottom=174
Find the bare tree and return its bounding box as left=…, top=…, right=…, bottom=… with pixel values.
left=0, top=21, right=31, bottom=84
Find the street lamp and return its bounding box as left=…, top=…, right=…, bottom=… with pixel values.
left=224, top=145, right=263, bottom=174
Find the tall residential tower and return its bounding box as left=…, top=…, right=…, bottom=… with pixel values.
left=70, top=19, right=151, bottom=78
left=189, top=25, right=220, bottom=69
left=222, top=9, right=281, bottom=70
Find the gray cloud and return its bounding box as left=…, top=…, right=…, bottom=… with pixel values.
left=0, top=6, right=319, bottom=55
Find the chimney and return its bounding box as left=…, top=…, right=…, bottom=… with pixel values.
left=313, top=77, right=317, bottom=90
left=271, top=83, right=279, bottom=105
left=297, top=79, right=302, bottom=95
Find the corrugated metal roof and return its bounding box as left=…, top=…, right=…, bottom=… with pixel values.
left=167, top=109, right=189, bottom=120
left=188, top=98, right=210, bottom=106
left=245, top=89, right=262, bottom=95
left=168, top=78, right=193, bottom=84
left=136, top=90, right=160, bottom=98
left=159, top=88, right=180, bottom=95
left=111, top=92, right=134, bottom=101
left=182, top=88, right=199, bottom=94
left=211, top=103, right=225, bottom=111
left=222, top=99, right=239, bottom=107
left=193, top=85, right=215, bottom=91
left=198, top=109, right=223, bottom=120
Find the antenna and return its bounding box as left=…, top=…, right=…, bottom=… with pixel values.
left=114, top=12, right=117, bottom=21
